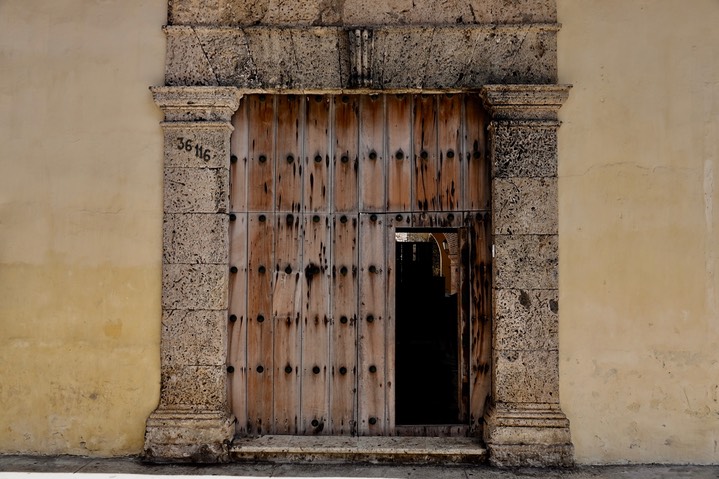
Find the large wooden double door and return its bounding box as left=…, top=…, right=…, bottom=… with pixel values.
left=227, top=94, right=491, bottom=437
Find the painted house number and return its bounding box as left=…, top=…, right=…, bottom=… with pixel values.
left=176, top=137, right=213, bottom=162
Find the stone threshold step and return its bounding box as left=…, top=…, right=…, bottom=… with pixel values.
left=230, top=435, right=488, bottom=464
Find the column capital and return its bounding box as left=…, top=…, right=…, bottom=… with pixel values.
left=151, top=86, right=243, bottom=122
left=480, top=84, right=571, bottom=121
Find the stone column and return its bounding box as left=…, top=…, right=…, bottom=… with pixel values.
left=144, top=86, right=242, bottom=462
left=480, top=85, right=574, bottom=467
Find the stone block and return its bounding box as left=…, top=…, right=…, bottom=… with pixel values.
left=162, top=264, right=229, bottom=310
left=494, top=289, right=558, bottom=351
left=169, top=0, right=557, bottom=27
left=493, top=178, right=557, bottom=235
left=490, top=123, right=558, bottom=178
left=165, top=26, right=219, bottom=86
left=163, top=213, right=229, bottom=264
left=162, top=310, right=227, bottom=367
left=144, top=409, right=235, bottom=463
left=164, top=167, right=229, bottom=214
left=159, top=365, right=228, bottom=409
left=163, top=124, right=231, bottom=168
left=493, top=349, right=559, bottom=403
left=493, top=234, right=557, bottom=289
left=372, top=26, right=556, bottom=90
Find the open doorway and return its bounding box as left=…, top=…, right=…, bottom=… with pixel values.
left=394, top=229, right=469, bottom=429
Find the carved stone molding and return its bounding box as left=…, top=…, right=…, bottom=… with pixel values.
left=144, top=86, right=242, bottom=463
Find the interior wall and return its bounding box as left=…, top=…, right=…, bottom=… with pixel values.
left=0, top=1, right=166, bottom=455
left=557, top=0, right=719, bottom=464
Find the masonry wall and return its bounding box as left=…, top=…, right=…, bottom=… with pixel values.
left=0, top=0, right=718, bottom=464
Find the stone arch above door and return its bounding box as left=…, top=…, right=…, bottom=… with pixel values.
left=145, top=0, right=572, bottom=467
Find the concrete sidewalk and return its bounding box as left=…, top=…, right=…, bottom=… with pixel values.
left=0, top=456, right=718, bottom=479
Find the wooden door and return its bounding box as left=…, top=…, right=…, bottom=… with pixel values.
left=228, top=94, right=490, bottom=437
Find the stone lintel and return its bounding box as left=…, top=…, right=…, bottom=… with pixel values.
left=151, top=86, right=243, bottom=122
left=484, top=403, right=573, bottom=467
left=163, top=25, right=557, bottom=89
left=144, top=408, right=235, bottom=463
left=481, top=84, right=570, bottom=121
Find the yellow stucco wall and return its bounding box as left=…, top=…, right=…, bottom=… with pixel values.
left=0, top=1, right=166, bottom=455
left=558, top=0, right=719, bottom=464
left=0, top=0, right=717, bottom=464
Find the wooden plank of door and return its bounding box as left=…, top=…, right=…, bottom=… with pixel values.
left=228, top=213, right=248, bottom=435
left=359, top=95, right=386, bottom=212
left=330, top=213, right=358, bottom=435
left=272, top=212, right=302, bottom=434
left=333, top=95, right=359, bottom=213
left=386, top=94, right=412, bottom=212
left=469, top=213, right=492, bottom=434
left=437, top=94, right=462, bottom=211
left=384, top=215, right=397, bottom=433
left=275, top=95, right=302, bottom=213
left=456, top=223, right=470, bottom=423
left=246, top=213, right=274, bottom=435
left=357, top=213, right=387, bottom=435
left=230, top=97, right=248, bottom=213
left=301, top=213, right=331, bottom=434
left=305, top=95, right=331, bottom=213
left=413, top=95, right=439, bottom=212
left=465, top=95, right=490, bottom=211
left=247, top=95, right=276, bottom=212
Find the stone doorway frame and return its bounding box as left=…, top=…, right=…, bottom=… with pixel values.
left=143, top=11, right=573, bottom=468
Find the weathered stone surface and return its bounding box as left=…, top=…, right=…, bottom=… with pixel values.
left=493, top=234, right=558, bottom=289
left=152, top=86, right=242, bottom=121
left=163, top=213, right=229, bottom=264
left=164, top=26, right=219, bottom=86
left=164, top=167, right=229, bottom=214
left=490, top=123, right=558, bottom=178
left=162, top=310, right=227, bottom=367
left=493, top=178, right=557, bottom=235
left=493, top=350, right=560, bottom=403
left=494, top=289, right=558, bottom=351
left=168, top=0, right=557, bottom=26
left=483, top=402, right=573, bottom=467
left=162, top=123, right=232, bottom=168
left=165, top=26, right=556, bottom=89
left=160, top=366, right=228, bottom=408
left=162, top=264, right=229, bottom=310
left=144, top=409, right=235, bottom=463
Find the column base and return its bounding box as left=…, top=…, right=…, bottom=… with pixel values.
left=143, top=407, right=235, bottom=463
left=483, top=403, right=574, bottom=467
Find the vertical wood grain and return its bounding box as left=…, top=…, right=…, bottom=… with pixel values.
left=465, top=96, right=490, bottom=211
left=272, top=212, right=302, bottom=434
left=386, top=95, right=412, bottom=212
left=301, top=213, right=331, bottom=434
left=228, top=213, right=248, bottom=435
left=305, top=95, right=331, bottom=213
left=413, top=95, right=439, bottom=212
left=359, top=95, right=386, bottom=211
left=334, top=95, right=359, bottom=213
left=330, top=213, right=359, bottom=435
left=275, top=95, right=302, bottom=213
left=246, top=213, right=274, bottom=435
left=230, top=97, right=248, bottom=213
left=247, top=95, right=275, bottom=212
left=357, top=213, right=387, bottom=435
left=437, top=94, right=462, bottom=211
